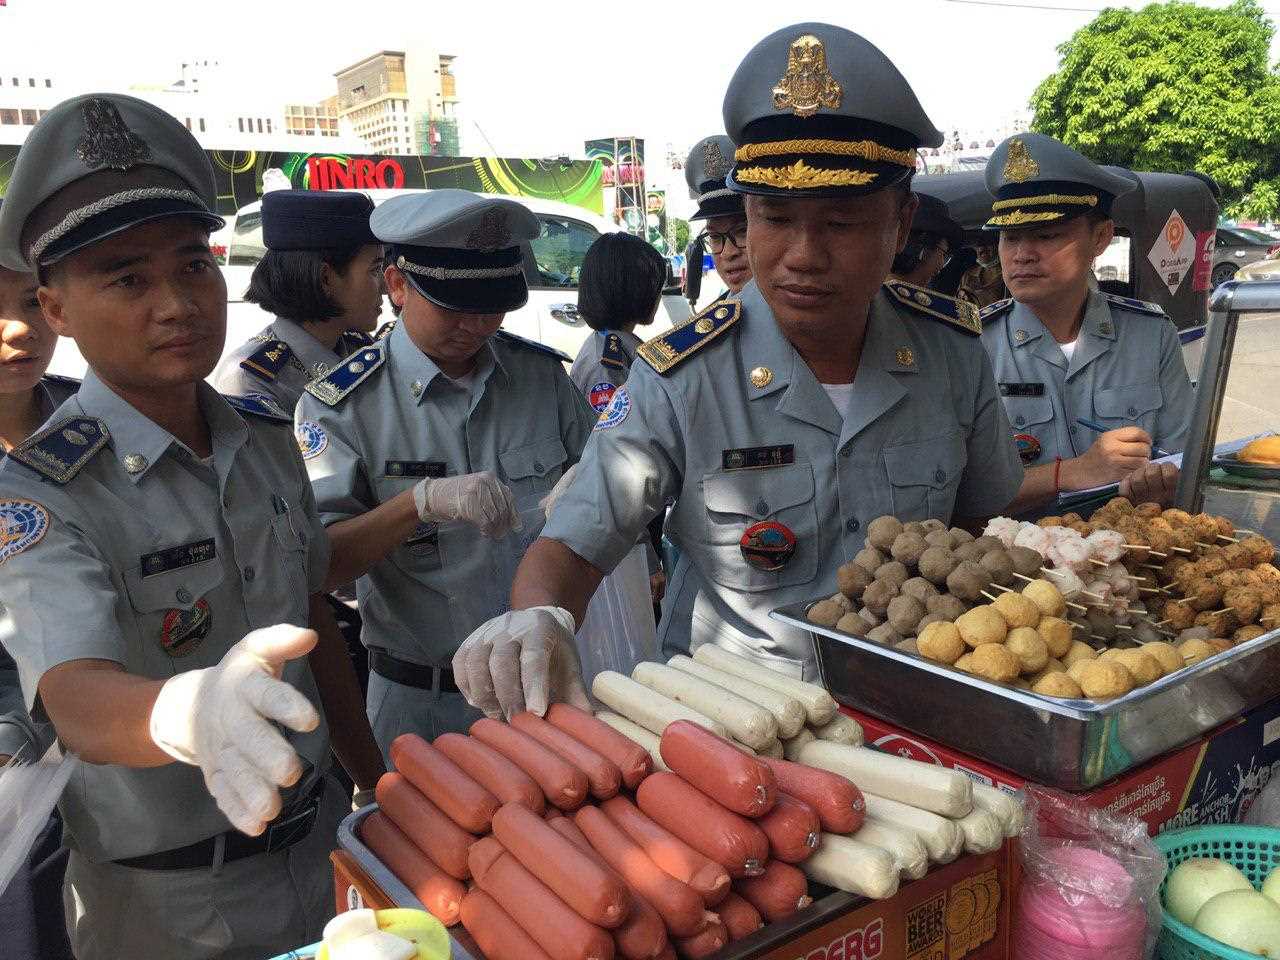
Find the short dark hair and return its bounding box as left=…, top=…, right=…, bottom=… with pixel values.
left=892, top=230, right=945, bottom=276
left=244, top=246, right=364, bottom=323
left=577, top=232, right=667, bottom=332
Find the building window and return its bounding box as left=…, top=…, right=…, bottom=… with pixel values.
left=199, top=118, right=206, bottom=132
left=10, top=78, right=17, bottom=87
left=21, top=109, right=37, bottom=125
left=184, top=117, right=191, bottom=130
left=45, top=78, right=51, bottom=88
left=0, top=109, right=17, bottom=125
left=256, top=118, right=263, bottom=133
left=238, top=118, right=244, bottom=132
left=266, top=118, right=272, bottom=133
left=28, top=77, right=35, bottom=87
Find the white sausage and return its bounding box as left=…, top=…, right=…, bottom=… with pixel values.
left=861, top=794, right=963, bottom=864
left=667, top=655, right=807, bottom=738
left=800, top=834, right=898, bottom=900
left=690, top=646, right=837, bottom=726
left=809, top=714, right=864, bottom=746
left=593, top=712, right=669, bottom=772
left=631, top=662, right=778, bottom=749
left=850, top=817, right=928, bottom=880
left=591, top=671, right=728, bottom=739
left=795, top=741, right=973, bottom=818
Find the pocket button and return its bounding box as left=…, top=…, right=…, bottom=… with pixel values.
left=846, top=517, right=860, bottom=533
left=935, top=468, right=947, bottom=484
left=755, top=499, right=769, bottom=515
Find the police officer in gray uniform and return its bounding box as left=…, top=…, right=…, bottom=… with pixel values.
left=450, top=23, right=1025, bottom=715
left=0, top=93, right=382, bottom=960
left=295, top=190, right=597, bottom=754
left=981, top=133, right=1193, bottom=511
left=687, top=134, right=753, bottom=298
left=213, top=190, right=383, bottom=410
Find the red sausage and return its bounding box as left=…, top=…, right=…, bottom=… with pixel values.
left=600, top=796, right=730, bottom=905
left=434, top=732, right=545, bottom=814
left=573, top=805, right=707, bottom=938
left=389, top=733, right=499, bottom=833
left=757, top=793, right=821, bottom=864
left=511, top=711, right=623, bottom=800
left=492, top=803, right=630, bottom=929
left=636, top=772, right=769, bottom=879
left=658, top=721, right=777, bottom=817
left=359, top=812, right=464, bottom=926
left=375, top=772, right=477, bottom=880
left=673, top=918, right=728, bottom=959
left=717, top=893, right=764, bottom=942
left=461, top=889, right=555, bottom=960
left=471, top=717, right=589, bottom=811
left=733, top=861, right=813, bottom=923
left=546, top=703, right=654, bottom=789
left=469, top=836, right=615, bottom=960
left=549, top=817, right=671, bottom=960
left=759, top=756, right=865, bottom=834
left=655, top=948, right=676, bottom=960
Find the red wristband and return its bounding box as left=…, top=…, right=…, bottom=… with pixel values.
left=1054, top=457, right=1063, bottom=496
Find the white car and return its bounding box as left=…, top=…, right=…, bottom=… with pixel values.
left=44, top=189, right=692, bottom=380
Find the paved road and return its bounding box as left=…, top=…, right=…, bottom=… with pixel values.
left=1211, top=311, right=1280, bottom=442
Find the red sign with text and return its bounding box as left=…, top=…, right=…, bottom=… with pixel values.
left=1193, top=230, right=1216, bottom=291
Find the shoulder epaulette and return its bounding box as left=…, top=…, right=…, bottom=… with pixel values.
left=7, top=416, right=110, bottom=484
left=374, top=320, right=397, bottom=341
left=304, top=346, right=387, bottom=406
left=223, top=393, right=291, bottom=422
left=600, top=332, right=630, bottom=370
left=884, top=282, right=981, bottom=336
left=239, top=340, right=293, bottom=382
left=979, top=298, right=1015, bottom=323
left=1102, top=292, right=1167, bottom=317
left=637, top=300, right=741, bottom=374
left=341, top=330, right=375, bottom=349
left=41, top=373, right=81, bottom=390
left=493, top=330, right=572, bottom=363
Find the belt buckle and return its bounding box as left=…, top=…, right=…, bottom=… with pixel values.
left=265, top=796, right=320, bottom=854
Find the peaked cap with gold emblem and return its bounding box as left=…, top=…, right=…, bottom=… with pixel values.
left=0, top=93, right=223, bottom=271
left=983, top=132, right=1135, bottom=231
left=723, top=23, right=942, bottom=198
left=685, top=135, right=744, bottom=221
left=371, top=189, right=540, bottom=313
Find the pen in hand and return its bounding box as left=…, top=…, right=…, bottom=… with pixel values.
left=1076, top=417, right=1171, bottom=458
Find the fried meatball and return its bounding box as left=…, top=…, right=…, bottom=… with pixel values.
left=917, top=621, right=965, bottom=664
left=858, top=606, right=884, bottom=629
left=903, top=522, right=928, bottom=537
left=1194, top=609, right=1239, bottom=636
left=1033, top=673, right=1084, bottom=699
left=954, top=653, right=975, bottom=673
left=916, top=612, right=948, bottom=632
left=1038, top=517, right=1065, bottom=528
left=980, top=550, right=1015, bottom=587
left=807, top=599, right=845, bottom=627
left=901, top=576, right=940, bottom=603
left=926, top=593, right=969, bottom=621
left=1169, top=527, right=1198, bottom=555
left=891, top=532, right=929, bottom=568
left=1220, top=546, right=1251, bottom=571
left=1255, top=563, right=1280, bottom=584
left=993, top=591, right=1042, bottom=629
left=856, top=547, right=890, bottom=575
left=1134, top=502, right=1163, bottom=520
left=1161, top=508, right=1192, bottom=526
left=970, top=644, right=1022, bottom=683
left=866, top=515, right=904, bottom=551
left=956, top=605, right=1008, bottom=648
left=1262, top=602, right=1280, bottom=628
left=918, top=546, right=959, bottom=586
left=837, top=562, right=873, bottom=602
left=835, top=612, right=869, bottom=637
left=947, top=560, right=993, bottom=602
left=1078, top=660, right=1136, bottom=699
left=1007, top=545, right=1044, bottom=579
left=1178, top=638, right=1217, bottom=666
left=866, top=623, right=903, bottom=646
left=949, top=527, right=975, bottom=545
left=1164, top=599, right=1197, bottom=631
left=887, top=594, right=927, bottom=635
left=1224, top=586, right=1263, bottom=625
left=1022, top=579, right=1066, bottom=618
left=1112, top=649, right=1164, bottom=685
left=861, top=578, right=900, bottom=616
left=1037, top=617, right=1075, bottom=658
left=1234, top=624, right=1267, bottom=645
left=895, top=637, right=921, bottom=655
left=1185, top=578, right=1224, bottom=612
left=1213, top=516, right=1236, bottom=540
left=1060, top=640, right=1098, bottom=669
left=920, top=518, right=947, bottom=533
left=1177, top=626, right=1214, bottom=643
left=1005, top=627, right=1049, bottom=674
left=1242, top=535, right=1276, bottom=565
left=875, top=561, right=911, bottom=589
left=1140, top=642, right=1183, bottom=674
left=1187, top=513, right=1219, bottom=544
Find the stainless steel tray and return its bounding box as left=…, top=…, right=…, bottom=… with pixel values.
left=772, top=602, right=1280, bottom=790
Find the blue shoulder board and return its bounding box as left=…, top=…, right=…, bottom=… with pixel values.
left=239, top=340, right=293, bottom=382
left=224, top=393, right=291, bottom=422
left=637, top=299, right=741, bottom=374
left=599, top=332, right=630, bottom=370
left=374, top=320, right=397, bottom=341
left=1102, top=292, right=1167, bottom=317
left=884, top=281, right=982, bottom=336
left=493, top=330, right=572, bottom=363
left=304, top=346, right=387, bottom=406
left=8, top=416, right=110, bottom=484
left=980, top=298, right=1015, bottom=324
left=41, top=373, right=81, bottom=390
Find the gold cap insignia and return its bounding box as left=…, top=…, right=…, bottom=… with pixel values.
left=694, top=317, right=715, bottom=335
left=750, top=366, right=774, bottom=388
left=1002, top=139, right=1039, bottom=184
left=773, top=35, right=842, bottom=118
left=703, top=139, right=729, bottom=180
left=896, top=347, right=915, bottom=367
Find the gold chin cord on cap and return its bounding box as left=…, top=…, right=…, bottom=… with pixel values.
left=735, top=160, right=878, bottom=190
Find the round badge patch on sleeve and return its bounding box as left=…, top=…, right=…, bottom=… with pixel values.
left=296, top=420, right=329, bottom=460
left=0, top=499, right=50, bottom=564
left=1013, top=433, right=1042, bottom=464
left=588, top=381, right=618, bottom=413
left=594, top=385, right=632, bottom=430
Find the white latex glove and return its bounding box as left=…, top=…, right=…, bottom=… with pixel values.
left=352, top=787, right=376, bottom=811
left=149, top=624, right=321, bottom=836
left=413, top=471, right=520, bottom=538
left=453, top=606, right=591, bottom=720
left=540, top=463, right=579, bottom=521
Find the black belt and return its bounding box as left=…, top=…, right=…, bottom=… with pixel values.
left=368, top=647, right=459, bottom=693
left=113, top=778, right=324, bottom=871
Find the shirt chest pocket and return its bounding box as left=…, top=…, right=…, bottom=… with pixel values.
left=700, top=462, right=818, bottom=593
left=1001, top=394, right=1054, bottom=433
left=883, top=433, right=967, bottom=521
left=269, top=510, right=313, bottom=607
left=1094, top=383, right=1162, bottom=430
left=499, top=436, right=569, bottom=503
left=123, top=559, right=226, bottom=666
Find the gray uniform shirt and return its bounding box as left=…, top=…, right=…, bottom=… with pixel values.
left=980, top=290, right=1194, bottom=466
left=295, top=323, right=597, bottom=665
left=0, top=372, right=330, bottom=862
left=212, top=316, right=373, bottom=410
left=570, top=330, right=642, bottom=414
left=544, top=281, right=1025, bottom=678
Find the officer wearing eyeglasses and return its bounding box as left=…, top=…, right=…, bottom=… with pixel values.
left=687, top=136, right=753, bottom=298
left=888, top=193, right=964, bottom=290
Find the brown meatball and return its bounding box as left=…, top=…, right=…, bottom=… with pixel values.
left=890, top=532, right=929, bottom=568
left=1061, top=513, right=1083, bottom=526
left=949, top=527, right=976, bottom=545
left=854, top=546, right=887, bottom=573
left=1224, top=587, right=1263, bottom=625
left=1194, top=609, right=1239, bottom=636
left=920, top=518, right=947, bottom=533
left=1161, top=508, right=1192, bottom=527
left=807, top=599, right=845, bottom=627
left=865, top=623, right=903, bottom=646
left=901, top=576, right=940, bottom=603
left=918, top=546, right=959, bottom=585
left=1215, top=570, right=1261, bottom=589
left=1254, top=563, right=1280, bottom=584
left=1145, top=528, right=1174, bottom=556
left=837, top=562, right=873, bottom=602
left=903, top=522, right=928, bottom=537
left=1242, top=535, right=1276, bottom=565
left=953, top=541, right=987, bottom=563
left=915, top=612, right=949, bottom=632
left=866, top=515, right=904, bottom=551
left=980, top=549, right=1015, bottom=587
left=947, top=560, right=993, bottom=602
left=1188, top=513, right=1219, bottom=543
left=1169, top=527, right=1198, bottom=555
left=1007, top=545, right=1045, bottom=579
left=972, top=536, right=1004, bottom=553
left=1134, top=502, right=1163, bottom=520
left=1185, top=578, right=1224, bottom=612
left=887, top=594, right=927, bottom=635
left=924, top=529, right=955, bottom=550
left=1213, top=516, right=1236, bottom=540
left=1199, top=556, right=1229, bottom=577
left=926, top=593, right=969, bottom=621
left=862, top=578, right=900, bottom=616
left=1234, top=624, right=1267, bottom=645
left=875, top=561, right=911, bottom=589
left=1165, top=600, right=1197, bottom=631
left=835, top=612, right=869, bottom=637
left=1221, top=545, right=1252, bottom=570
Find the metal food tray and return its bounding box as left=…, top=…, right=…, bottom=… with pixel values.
left=772, top=601, right=1280, bottom=790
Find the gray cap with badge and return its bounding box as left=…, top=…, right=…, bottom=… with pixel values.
left=723, top=22, right=942, bottom=198
left=0, top=93, right=223, bottom=272
left=372, top=189, right=540, bottom=314
left=686, top=135, right=744, bottom=221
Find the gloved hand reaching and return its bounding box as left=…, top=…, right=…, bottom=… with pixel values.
left=149, top=624, right=321, bottom=836
left=414, top=471, right=520, bottom=538
left=453, top=606, right=591, bottom=720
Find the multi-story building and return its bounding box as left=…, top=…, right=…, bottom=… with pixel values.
left=283, top=96, right=342, bottom=140
left=334, top=46, right=460, bottom=156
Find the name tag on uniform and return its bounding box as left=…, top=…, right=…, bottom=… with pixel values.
left=721, top=445, right=795, bottom=471
left=999, top=382, right=1045, bottom=397
left=384, top=460, right=448, bottom=478
left=141, top=538, right=216, bottom=577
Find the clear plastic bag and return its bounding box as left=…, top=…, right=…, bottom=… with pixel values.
left=0, top=743, right=76, bottom=897
left=573, top=543, right=657, bottom=689
left=1012, top=785, right=1166, bottom=960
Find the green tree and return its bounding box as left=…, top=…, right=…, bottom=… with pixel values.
left=672, top=217, right=690, bottom=252
left=1030, top=0, right=1280, bottom=217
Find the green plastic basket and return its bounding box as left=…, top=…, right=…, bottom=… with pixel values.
left=1154, top=825, right=1280, bottom=959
